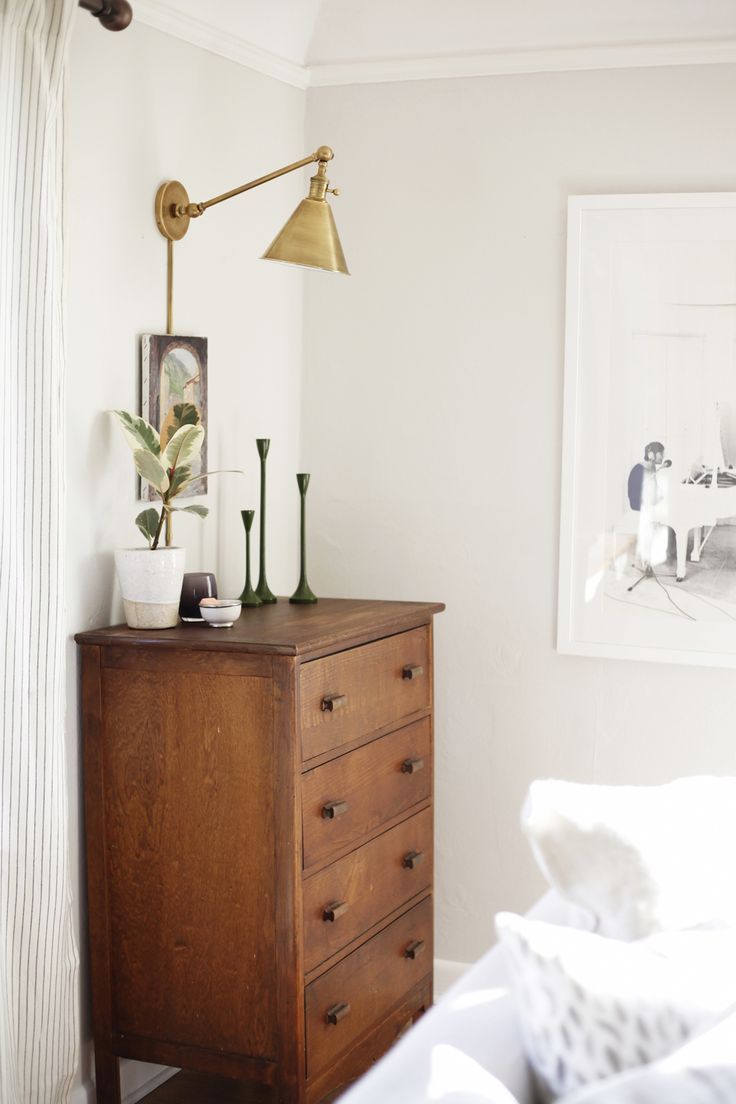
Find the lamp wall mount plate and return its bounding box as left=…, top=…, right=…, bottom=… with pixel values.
left=155, top=180, right=190, bottom=242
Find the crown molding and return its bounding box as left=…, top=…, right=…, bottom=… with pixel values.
left=308, top=38, right=736, bottom=87
left=130, top=5, right=736, bottom=91
left=133, top=0, right=310, bottom=89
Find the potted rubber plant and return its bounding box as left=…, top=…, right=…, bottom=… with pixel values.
left=111, top=408, right=213, bottom=629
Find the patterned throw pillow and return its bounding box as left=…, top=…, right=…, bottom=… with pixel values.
left=559, top=1006, right=736, bottom=1104
left=522, top=777, right=736, bottom=940
left=495, top=913, right=736, bottom=1101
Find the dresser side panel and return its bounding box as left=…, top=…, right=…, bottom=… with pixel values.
left=272, top=655, right=306, bottom=1102
left=100, top=661, right=279, bottom=1059
left=80, top=644, right=123, bottom=1102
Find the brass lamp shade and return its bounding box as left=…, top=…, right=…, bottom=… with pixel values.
left=262, top=196, right=349, bottom=274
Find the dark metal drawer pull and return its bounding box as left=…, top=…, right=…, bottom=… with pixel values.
left=401, top=757, right=425, bottom=774
left=322, top=800, right=349, bottom=819
left=323, top=900, right=349, bottom=922
left=321, top=693, right=347, bottom=712
left=404, top=939, right=426, bottom=960
left=326, top=1001, right=351, bottom=1025
left=402, top=664, right=424, bottom=680
left=402, top=850, right=424, bottom=870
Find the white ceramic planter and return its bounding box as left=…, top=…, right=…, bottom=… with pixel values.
left=114, top=547, right=186, bottom=630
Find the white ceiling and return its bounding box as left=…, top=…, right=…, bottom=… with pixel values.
left=133, top=0, right=736, bottom=86
left=309, top=0, right=736, bottom=64
left=144, top=0, right=736, bottom=66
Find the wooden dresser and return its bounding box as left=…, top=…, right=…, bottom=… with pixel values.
left=76, top=597, right=444, bottom=1104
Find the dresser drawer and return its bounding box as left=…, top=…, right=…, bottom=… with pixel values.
left=303, top=808, right=433, bottom=973
left=302, top=718, right=431, bottom=870
left=299, top=627, right=431, bottom=762
left=305, top=896, right=433, bottom=1080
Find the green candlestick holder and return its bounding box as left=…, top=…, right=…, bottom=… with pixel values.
left=238, top=510, right=262, bottom=607
left=290, top=473, right=318, bottom=604
left=255, top=438, right=277, bottom=603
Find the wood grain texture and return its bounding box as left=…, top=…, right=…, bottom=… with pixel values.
left=299, top=627, right=431, bottom=760
left=123, top=975, right=429, bottom=1104
left=270, top=655, right=307, bottom=1103
left=305, top=977, right=432, bottom=1104
left=80, top=644, right=122, bottom=1104
left=102, top=647, right=271, bottom=679
left=75, top=598, right=444, bottom=657
left=133, top=1071, right=276, bottom=1103
left=78, top=599, right=442, bottom=1104
left=302, top=719, right=432, bottom=870
left=304, top=892, right=431, bottom=988
left=112, top=1037, right=276, bottom=1084
left=303, top=809, right=433, bottom=973
left=305, top=897, right=433, bottom=1080
left=102, top=666, right=278, bottom=1059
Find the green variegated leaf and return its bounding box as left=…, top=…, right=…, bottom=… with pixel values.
left=176, top=468, right=243, bottom=493
left=135, top=508, right=161, bottom=545
left=168, top=464, right=192, bottom=498
left=171, top=504, right=209, bottom=518
left=163, top=424, right=204, bottom=472
left=111, top=410, right=160, bottom=456
left=161, top=402, right=200, bottom=447
left=134, top=448, right=169, bottom=492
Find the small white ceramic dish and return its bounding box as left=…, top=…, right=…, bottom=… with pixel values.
left=199, top=598, right=242, bottom=628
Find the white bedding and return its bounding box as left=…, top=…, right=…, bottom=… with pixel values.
left=340, top=777, right=736, bottom=1104
left=338, top=892, right=584, bottom=1104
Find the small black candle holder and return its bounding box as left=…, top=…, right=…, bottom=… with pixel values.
left=239, top=510, right=262, bottom=607
left=290, top=473, right=317, bottom=604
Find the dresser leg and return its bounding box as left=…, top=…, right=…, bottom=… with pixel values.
left=93, top=1047, right=121, bottom=1104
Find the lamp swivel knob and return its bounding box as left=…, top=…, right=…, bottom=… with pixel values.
left=327, top=187, right=341, bottom=197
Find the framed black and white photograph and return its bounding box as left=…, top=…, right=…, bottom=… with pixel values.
left=558, top=193, right=736, bottom=667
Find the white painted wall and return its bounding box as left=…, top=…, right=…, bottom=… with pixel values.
left=304, top=64, right=736, bottom=966
left=64, top=16, right=307, bottom=1100
left=62, top=17, right=736, bottom=1092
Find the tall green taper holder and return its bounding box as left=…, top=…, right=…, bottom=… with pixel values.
left=290, top=473, right=318, bottom=604
left=238, top=510, right=262, bottom=607
left=255, top=438, right=277, bottom=603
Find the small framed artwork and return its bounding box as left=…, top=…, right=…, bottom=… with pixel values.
left=141, top=334, right=208, bottom=499
left=558, top=193, right=736, bottom=668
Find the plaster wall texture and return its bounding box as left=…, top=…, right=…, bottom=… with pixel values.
left=303, top=64, right=736, bottom=965
left=65, top=16, right=307, bottom=1099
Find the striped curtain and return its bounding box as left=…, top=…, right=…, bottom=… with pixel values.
left=0, top=2, right=79, bottom=1102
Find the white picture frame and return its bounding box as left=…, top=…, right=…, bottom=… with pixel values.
left=558, top=193, right=736, bottom=668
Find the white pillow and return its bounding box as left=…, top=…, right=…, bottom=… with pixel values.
left=558, top=1005, right=736, bottom=1104
left=495, top=912, right=736, bottom=1102
left=522, top=777, right=736, bottom=939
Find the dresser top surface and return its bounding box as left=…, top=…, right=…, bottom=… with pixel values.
left=75, top=596, right=445, bottom=657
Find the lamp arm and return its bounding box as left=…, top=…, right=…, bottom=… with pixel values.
left=155, top=145, right=336, bottom=242
left=184, top=147, right=333, bottom=219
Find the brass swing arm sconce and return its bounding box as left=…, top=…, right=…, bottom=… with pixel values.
left=155, top=145, right=349, bottom=333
